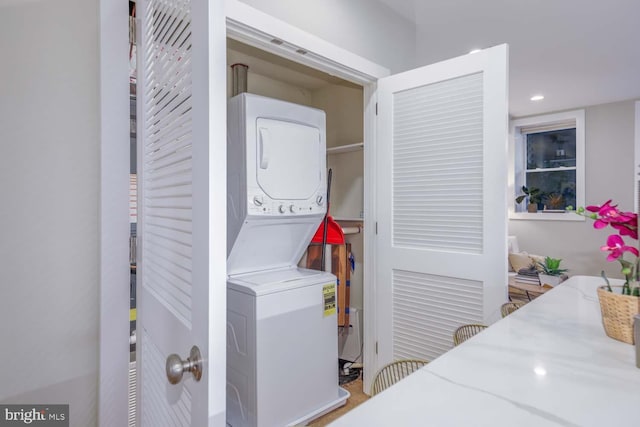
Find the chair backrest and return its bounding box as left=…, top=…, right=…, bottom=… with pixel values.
left=453, top=324, right=488, bottom=346
left=370, top=359, right=428, bottom=396
left=501, top=301, right=526, bottom=318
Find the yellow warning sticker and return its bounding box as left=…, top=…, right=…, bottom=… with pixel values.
left=323, top=283, right=336, bottom=317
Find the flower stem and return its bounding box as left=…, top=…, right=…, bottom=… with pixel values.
left=601, top=271, right=612, bottom=292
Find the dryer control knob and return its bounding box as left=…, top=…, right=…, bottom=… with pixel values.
left=253, top=196, right=263, bottom=206
left=278, top=205, right=286, bottom=214
left=316, top=195, right=324, bottom=206
left=289, top=204, right=296, bottom=213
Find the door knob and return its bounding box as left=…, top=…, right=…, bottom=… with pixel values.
left=166, top=345, right=203, bottom=385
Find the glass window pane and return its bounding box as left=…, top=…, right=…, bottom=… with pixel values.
left=526, top=128, right=576, bottom=169
left=526, top=170, right=576, bottom=210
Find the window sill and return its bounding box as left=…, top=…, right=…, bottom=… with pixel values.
left=509, top=211, right=585, bottom=222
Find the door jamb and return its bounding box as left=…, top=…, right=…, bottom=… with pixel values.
left=98, top=0, right=130, bottom=424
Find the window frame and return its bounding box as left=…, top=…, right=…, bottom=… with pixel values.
left=509, top=109, right=585, bottom=221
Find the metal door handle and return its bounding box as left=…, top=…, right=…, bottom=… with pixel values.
left=166, top=346, right=202, bottom=384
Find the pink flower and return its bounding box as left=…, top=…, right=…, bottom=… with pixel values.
left=612, top=222, right=638, bottom=240
left=600, top=234, right=639, bottom=261
left=586, top=199, right=614, bottom=214
left=577, top=200, right=640, bottom=288
left=586, top=200, right=638, bottom=238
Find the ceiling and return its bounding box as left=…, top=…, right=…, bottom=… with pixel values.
left=377, top=0, right=640, bottom=117
left=227, top=0, right=639, bottom=118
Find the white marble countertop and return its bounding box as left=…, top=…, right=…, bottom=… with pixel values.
left=330, top=276, right=640, bottom=427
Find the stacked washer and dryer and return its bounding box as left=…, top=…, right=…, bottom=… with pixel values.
left=226, top=93, right=349, bottom=427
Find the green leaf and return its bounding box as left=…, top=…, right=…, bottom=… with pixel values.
left=538, top=257, right=567, bottom=275
left=546, top=257, right=561, bottom=270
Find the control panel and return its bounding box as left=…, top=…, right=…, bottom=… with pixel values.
left=248, top=192, right=325, bottom=216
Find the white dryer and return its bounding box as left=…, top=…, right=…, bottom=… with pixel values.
left=226, top=93, right=348, bottom=427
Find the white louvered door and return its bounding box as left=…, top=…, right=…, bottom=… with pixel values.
left=137, top=0, right=226, bottom=426
left=375, top=45, right=508, bottom=368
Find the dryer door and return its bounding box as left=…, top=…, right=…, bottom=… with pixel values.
left=256, top=118, right=322, bottom=200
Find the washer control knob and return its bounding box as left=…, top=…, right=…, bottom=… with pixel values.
left=253, top=196, right=263, bottom=206
left=316, top=195, right=324, bottom=206
left=289, top=204, right=296, bottom=213
left=278, top=205, right=286, bottom=214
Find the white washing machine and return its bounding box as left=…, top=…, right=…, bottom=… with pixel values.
left=226, top=94, right=348, bottom=427
left=227, top=268, right=347, bottom=427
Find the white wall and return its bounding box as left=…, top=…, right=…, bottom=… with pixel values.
left=237, top=0, right=417, bottom=74
left=509, top=99, right=638, bottom=279
left=311, top=84, right=365, bottom=311
left=226, top=67, right=313, bottom=105
left=0, top=0, right=100, bottom=425
left=311, top=84, right=363, bottom=149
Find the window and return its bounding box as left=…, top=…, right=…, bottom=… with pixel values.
left=509, top=110, right=585, bottom=221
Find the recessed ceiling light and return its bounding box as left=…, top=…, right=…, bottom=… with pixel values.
left=530, top=95, right=545, bottom=101
left=469, top=49, right=482, bottom=54
left=534, top=366, right=547, bottom=376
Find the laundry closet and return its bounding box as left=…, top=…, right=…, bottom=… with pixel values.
left=226, top=38, right=366, bottom=363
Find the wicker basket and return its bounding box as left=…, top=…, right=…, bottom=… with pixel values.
left=597, top=286, right=640, bottom=344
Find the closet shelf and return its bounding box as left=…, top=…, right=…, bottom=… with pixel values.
left=326, top=142, right=364, bottom=155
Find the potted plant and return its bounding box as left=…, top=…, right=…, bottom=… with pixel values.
left=515, top=186, right=543, bottom=213
left=545, top=193, right=565, bottom=211
left=571, top=200, right=639, bottom=344
left=537, top=256, right=568, bottom=286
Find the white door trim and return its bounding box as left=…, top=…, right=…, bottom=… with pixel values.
left=361, top=83, right=378, bottom=391
left=196, top=0, right=228, bottom=423
left=225, top=0, right=388, bottom=393
left=225, top=0, right=388, bottom=86
left=98, top=0, right=130, bottom=425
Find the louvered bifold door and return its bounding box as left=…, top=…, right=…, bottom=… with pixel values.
left=375, top=45, right=508, bottom=369
left=137, top=0, right=226, bottom=425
